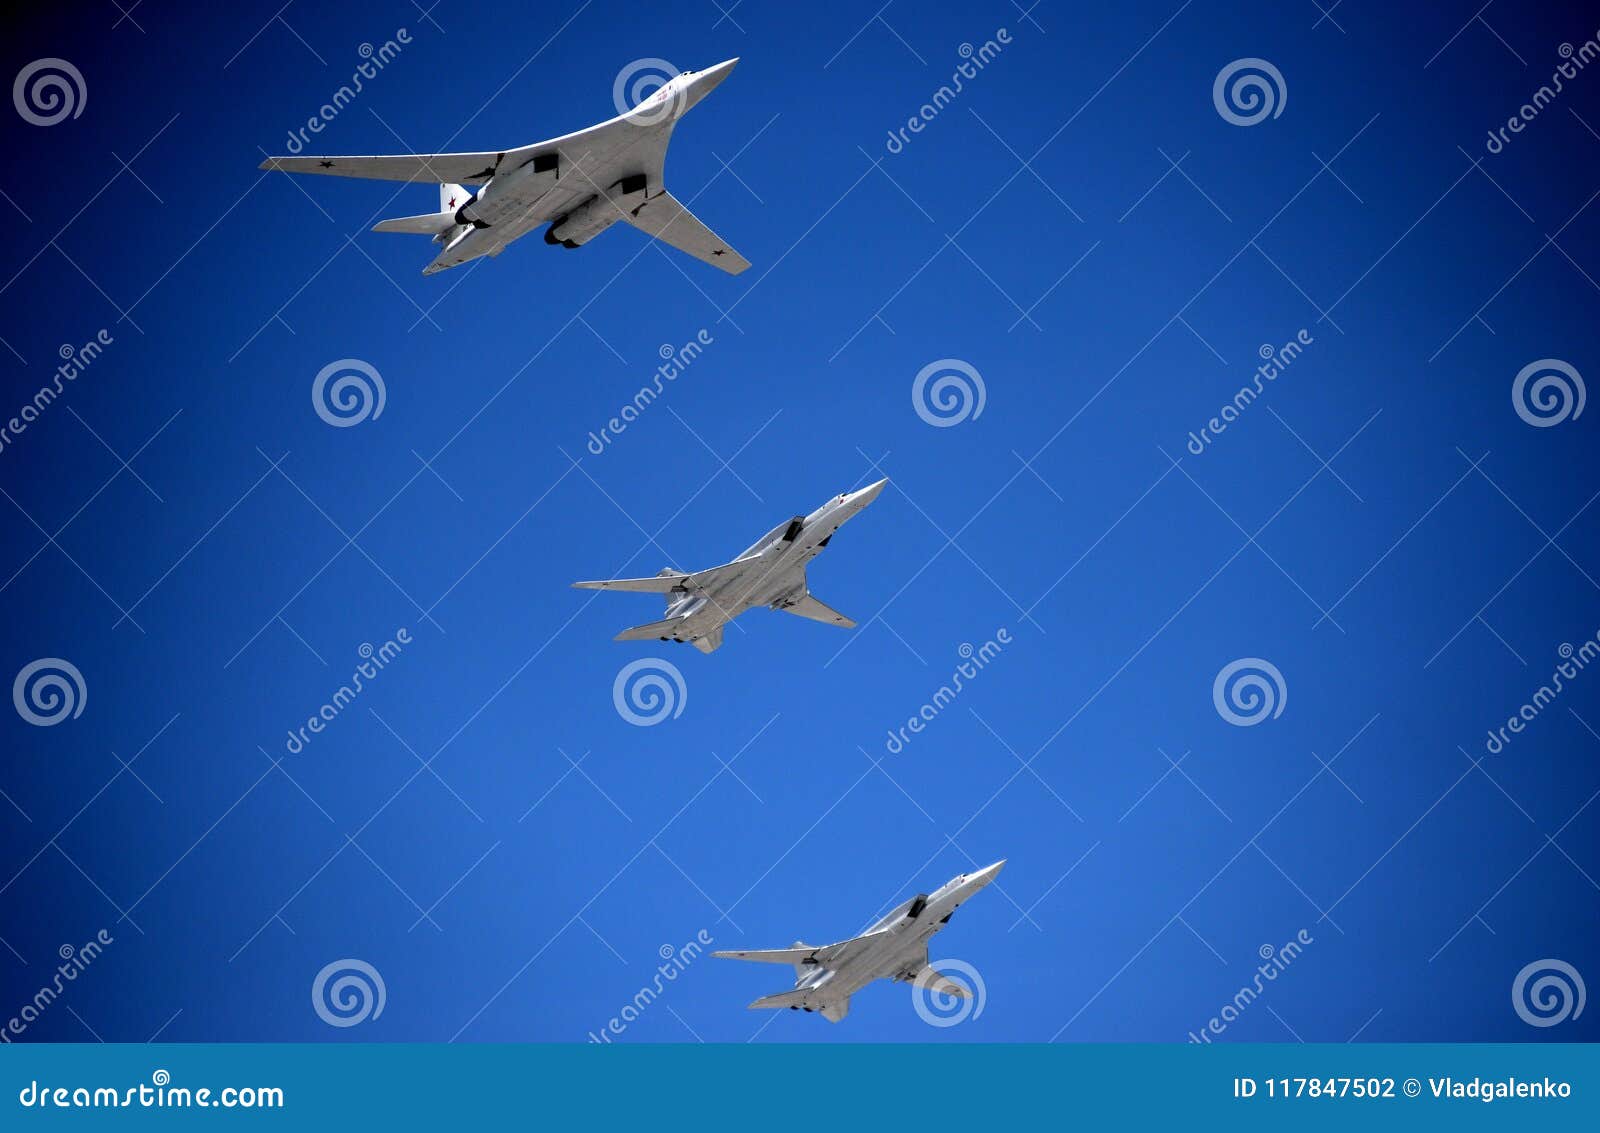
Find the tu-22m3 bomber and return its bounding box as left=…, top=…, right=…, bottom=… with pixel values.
left=260, top=59, right=749, bottom=276
left=573, top=479, right=888, bottom=654
left=714, top=861, right=1006, bottom=1022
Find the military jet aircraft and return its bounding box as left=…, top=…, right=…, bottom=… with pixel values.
left=573, top=479, right=887, bottom=654
left=714, top=860, right=1005, bottom=1022
left=259, top=59, right=749, bottom=276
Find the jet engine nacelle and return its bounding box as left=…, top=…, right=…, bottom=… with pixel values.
left=545, top=195, right=622, bottom=248
left=545, top=176, right=650, bottom=248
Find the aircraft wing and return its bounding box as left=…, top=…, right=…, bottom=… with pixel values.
left=623, top=190, right=750, bottom=275
left=715, top=933, right=881, bottom=968
left=573, top=575, right=687, bottom=593
left=775, top=594, right=855, bottom=628
left=713, top=947, right=816, bottom=966
left=575, top=556, right=764, bottom=594
left=259, top=150, right=524, bottom=186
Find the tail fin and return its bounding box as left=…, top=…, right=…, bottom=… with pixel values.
left=690, top=626, right=724, bottom=654
left=373, top=184, right=468, bottom=237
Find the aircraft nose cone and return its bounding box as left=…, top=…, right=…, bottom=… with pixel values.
left=850, top=477, right=889, bottom=506
left=972, top=859, right=1006, bottom=885
left=696, top=57, right=739, bottom=92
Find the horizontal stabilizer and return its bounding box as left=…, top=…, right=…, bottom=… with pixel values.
left=372, top=211, right=459, bottom=235
left=690, top=627, right=724, bottom=654
left=613, top=616, right=687, bottom=642
left=915, top=967, right=971, bottom=998
left=748, top=989, right=809, bottom=1011
left=776, top=593, right=854, bottom=628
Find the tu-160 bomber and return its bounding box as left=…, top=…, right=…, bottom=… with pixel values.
left=259, top=60, right=749, bottom=276
left=573, top=479, right=888, bottom=654
left=714, top=861, right=1006, bottom=1022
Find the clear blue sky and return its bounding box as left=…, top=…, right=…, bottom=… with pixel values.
left=1, top=0, right=1596, bottom=1044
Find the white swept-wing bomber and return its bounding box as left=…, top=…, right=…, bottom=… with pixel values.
left=573, top=479, right=888, bottom=654
left=259, top=59, right=749, bottom=276
left=714, top=861, right=1005, bottom=1023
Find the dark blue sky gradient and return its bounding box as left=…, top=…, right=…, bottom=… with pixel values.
left=0, top=1, right=1597, bottom=1043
